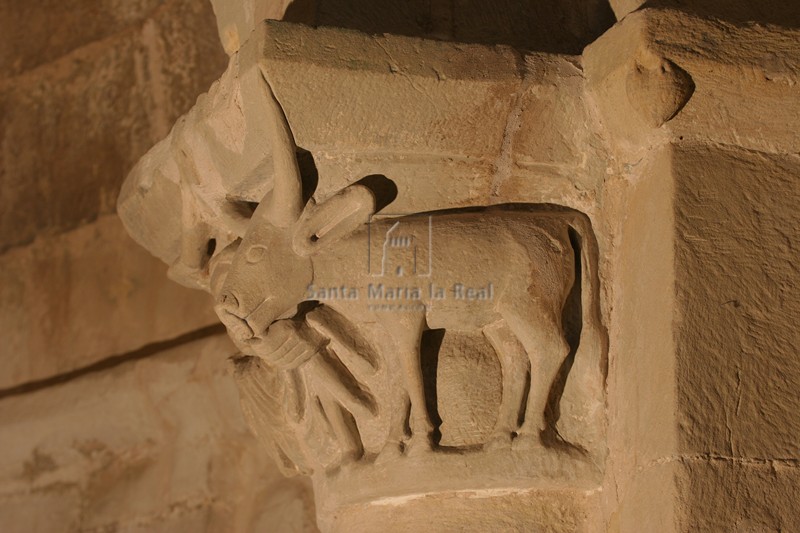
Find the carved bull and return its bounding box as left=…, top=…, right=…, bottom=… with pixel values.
left=211, top=81, right=595, bottom=457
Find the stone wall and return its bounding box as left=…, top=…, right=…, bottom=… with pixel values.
left=0, top=0, right=225, bottom=384
left=0, top=1, right=316, bottom=530
left=0, top=334, right=317, bottom=532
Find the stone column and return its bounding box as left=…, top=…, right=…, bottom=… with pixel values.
left=118, top=3, right=800, bottom=531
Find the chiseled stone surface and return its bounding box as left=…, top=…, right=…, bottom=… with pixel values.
left=674, top=144, right=800, bottom=460
left=119, top=21, right=611, bottom=274
left=328, top=488, right=602, bottom=533
left=0, top=215, right=219, bottom=390
left=583, top=10, right=800, bottom=530
left=676, top=458, right=800, bottom=532
left=0, top=333, right=318, bottom=533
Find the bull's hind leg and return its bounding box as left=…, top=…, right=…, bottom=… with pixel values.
left=483, top=320, right=529, bottom=450
left=501, top=307, right=570, bottom=448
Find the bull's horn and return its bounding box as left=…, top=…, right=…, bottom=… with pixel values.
left=262, top=73, right=304, bottom=228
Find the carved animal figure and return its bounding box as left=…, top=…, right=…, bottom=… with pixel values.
left=212, top=80, right=594, bottom=456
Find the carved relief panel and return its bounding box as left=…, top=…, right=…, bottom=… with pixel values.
left=119, top=20, right=609, bottom=528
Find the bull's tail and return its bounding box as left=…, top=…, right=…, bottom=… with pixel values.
left=566, top=211, right=607, bottom=382
left=544, top=210, right=608, bottom=448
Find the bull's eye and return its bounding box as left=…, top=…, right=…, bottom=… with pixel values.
left=245, top=245, right=268, bottom=264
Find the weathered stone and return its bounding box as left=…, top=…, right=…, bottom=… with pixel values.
left=676, top=458, right=800, bottom=532
left=0, top=215, right=219, bottom=390
left=580, top=9, right=800, bottom=531
left=0, top=0, right=227, bottom=253
left=325, top=488, right=602, bottom=532
left=626, top=54, right=694, bottom=128
left=0, top=0, right=163, bottom=78
left=120, top=21, right=609, bottom=284
left=0, top=333, right=317, bottom=533
left=674, top=144, right=800, bottom=460
left=585, top=8, right=800, bottom=155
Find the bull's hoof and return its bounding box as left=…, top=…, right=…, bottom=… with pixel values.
left=511, top=433, right=543, bottom=451
left=375, top=441, right=404, bottom=466
left=484, top=432, right=513, bottom=452
left=404, top=435, right=433, bottom=457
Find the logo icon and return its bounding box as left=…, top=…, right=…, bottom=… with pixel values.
left=368, top=216, right=432, bottom=277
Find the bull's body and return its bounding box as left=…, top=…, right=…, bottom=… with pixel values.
left=217, top=205, right=578, bottom=454
left=211, top=80, right=582, bottom=456
left=310, top=212, right=573, bottom=334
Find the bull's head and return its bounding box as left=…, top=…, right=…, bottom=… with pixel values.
left=211, top=77, right=375, bottom=356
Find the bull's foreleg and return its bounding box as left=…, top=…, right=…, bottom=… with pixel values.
left=381, top=311, right=432, bottom=458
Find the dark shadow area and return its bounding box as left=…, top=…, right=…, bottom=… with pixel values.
left=285, top=0, right=617, bottom=55
left=420, top=328, right=446, bottom=446
left=643, top=0, right=800, bottom=29
left=283, top=0, right=318, bottom=25
left=339, top=405, right=366, bottom=461
left=402, top=201, right=591, bottom=219
left=516, top=367, right=531, bottom=431
left=356, top=174, right=399, bottom=213
left=296, top=147, right=319, bottom=204
left=226, top=199, right=260, bottom=219
left=295, top=299, right=321, bottom=316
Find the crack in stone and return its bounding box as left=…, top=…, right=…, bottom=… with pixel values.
left=642, top=453, right=800, bottom=470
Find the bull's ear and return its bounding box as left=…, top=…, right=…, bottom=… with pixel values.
left=292, top=184, right=375, bottom=256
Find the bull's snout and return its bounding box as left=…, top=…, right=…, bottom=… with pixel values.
left=207, top=241, right=258, bottom=341
left=214, top=289, right=256, bottom=341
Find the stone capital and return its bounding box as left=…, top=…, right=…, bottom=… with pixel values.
left=118, top=8, right=800, bottom=531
